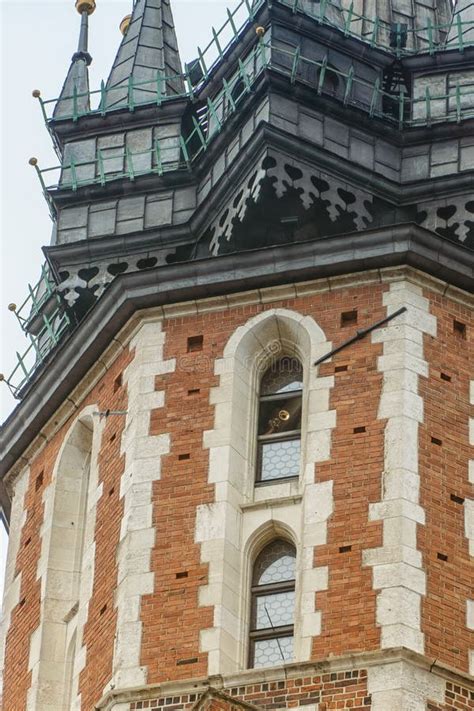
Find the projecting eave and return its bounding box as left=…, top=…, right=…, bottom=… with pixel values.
left=48, top=97, right=190, bottom=151
left=0, top=224, right=472, bottom=522
left=402, top=44, right=474, bottom=72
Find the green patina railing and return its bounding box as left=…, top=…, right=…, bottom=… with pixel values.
left=6, top=0, right=474, bottom=397
left=38, top=0, right=267, bottom=122
left=2, top=265, right=72, bottom=399
left=36, top=0, right=474, bottom=123
left=8, top=263, right=57, bottom=330
left=35, top=40, right=474, bottom=192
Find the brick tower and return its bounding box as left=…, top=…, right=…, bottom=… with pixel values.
left=0, top=0, right=473, bottom=709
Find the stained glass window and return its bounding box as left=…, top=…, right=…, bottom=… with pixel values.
left=249, top=540, right=296, bottom=669
left=256, top=358, right=302, bottom=483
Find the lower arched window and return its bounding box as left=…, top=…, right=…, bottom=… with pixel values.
left=249, top=539, right=296, bottom=668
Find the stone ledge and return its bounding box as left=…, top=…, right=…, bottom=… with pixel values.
left=93, top=647, right=474, bottom=711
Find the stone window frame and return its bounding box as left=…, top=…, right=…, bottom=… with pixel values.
left=27, top=405, right=103, bottom=710
left=200, top=307, right=336, bottom=675
left=224, top=316, right=315, bottom=504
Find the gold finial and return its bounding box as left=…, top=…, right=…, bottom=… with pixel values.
left=120, top=14, right=132, bottom=35
left=29, top=157, right=38, bottom=166
left=76, top=0, right=96, bottom=15
left=32, top=89, right=41, bottom=98
left=256, top=26, right=265, bottom=38
left=8, top=303, right=17, bottom=312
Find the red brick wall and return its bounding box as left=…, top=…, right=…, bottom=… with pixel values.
left=313, top=287, right=385, bottom=657
left=79, top=348, right=132, bottom=709
left=142, top=285, right=388, bottom=682
left=419, top=291, right=473, bottom=674
left=3, top=447, right=57, bottom=711
left=130, top=669, right=372, bottom=710
left=3, top=279, right=472, bottom=709
left=428, top=679, right=474, bottom=710
left=2, top=348, right=131, bottom=711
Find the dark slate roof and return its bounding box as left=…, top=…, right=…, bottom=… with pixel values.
left=339, top=0, right=451, bottom=50
left=447, top=0, right=474, bottom=45
left=53, top=12, right=92, bottom=120
left=54, top=59, right=91, bottom=120
left=298, top=0, right=344, bottom=29
left=104, top=0, right=185, bottom=110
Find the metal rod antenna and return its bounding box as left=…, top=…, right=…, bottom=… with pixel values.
left=314, top=307, right=407, bottom=367
left=264, top=604, right=286, bottom=663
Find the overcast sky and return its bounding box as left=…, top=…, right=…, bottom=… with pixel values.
left=0, top=0, right=242, bottom=604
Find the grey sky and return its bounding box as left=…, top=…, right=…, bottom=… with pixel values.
left=0, top=0, right=241, bottom=603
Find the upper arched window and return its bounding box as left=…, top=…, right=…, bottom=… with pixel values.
left=249, top=539, right=296, bottom=668
left=256, top=358, right=303, bottom=484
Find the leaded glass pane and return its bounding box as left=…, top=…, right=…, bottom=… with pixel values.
left=259, top=438, right=300, bottom=481
left=253, top=590, right=295, bottom=629
left=253, top=540, right=296, bottom=585
left=252, top=636, right=294, bottom=668
left=260, top=359, right=303, bottom=396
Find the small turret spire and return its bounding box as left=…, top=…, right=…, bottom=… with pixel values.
left=104, top=0, right=185, bottom=111
left=53, top=0, right=96, bottom=120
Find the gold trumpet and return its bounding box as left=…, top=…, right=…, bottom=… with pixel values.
left=267, top=409, right=291, bottom=433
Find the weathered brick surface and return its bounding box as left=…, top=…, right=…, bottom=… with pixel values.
left=419, top=292, right=473, bottom=674
left=142, top=313, right=217, bottom=680
left=79, top=349, right=132, bottom=709
left=2, top=278, right=472, bottom=709
left=144, top=285, right=387, bottom=681
left=312, top=287, right=385, bottom=658
left=130, top=668, right=371, bottom=709
left=2, top=347, right=131, bottom=711
left=3, top=450, right=54, bottom=711
left=428, top=680, right=474, bottom=710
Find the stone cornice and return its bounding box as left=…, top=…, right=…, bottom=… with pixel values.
left=1, top=227, right=472, bottom=521
left=92, top=647, right=474, bottom=710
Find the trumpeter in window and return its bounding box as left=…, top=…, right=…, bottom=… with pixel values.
left=256, top=358, right=303, bottom=483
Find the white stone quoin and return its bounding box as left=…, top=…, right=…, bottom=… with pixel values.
left=366, top=280, right=439, bottom=709
left=368, top=660, right=445, bottom=711
left=108, top=319, right=175, bottom=691
left=0, top=466, right=29, bottom=704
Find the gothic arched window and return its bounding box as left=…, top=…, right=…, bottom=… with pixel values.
left=256, top=358, right=303, bottom=484
left=249, top=539, right=296, bottom=668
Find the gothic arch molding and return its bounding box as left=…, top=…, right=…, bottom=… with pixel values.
left=27, top=405, right=103, bottom=711
left=196, top=307, right=337, bottom=676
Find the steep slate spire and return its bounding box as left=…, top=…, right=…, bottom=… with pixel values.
left=104, top=0, right=185, bottom=110
left=53, top=1, right=95, bottom=120
left=447, top=0, right=474, bottom=45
